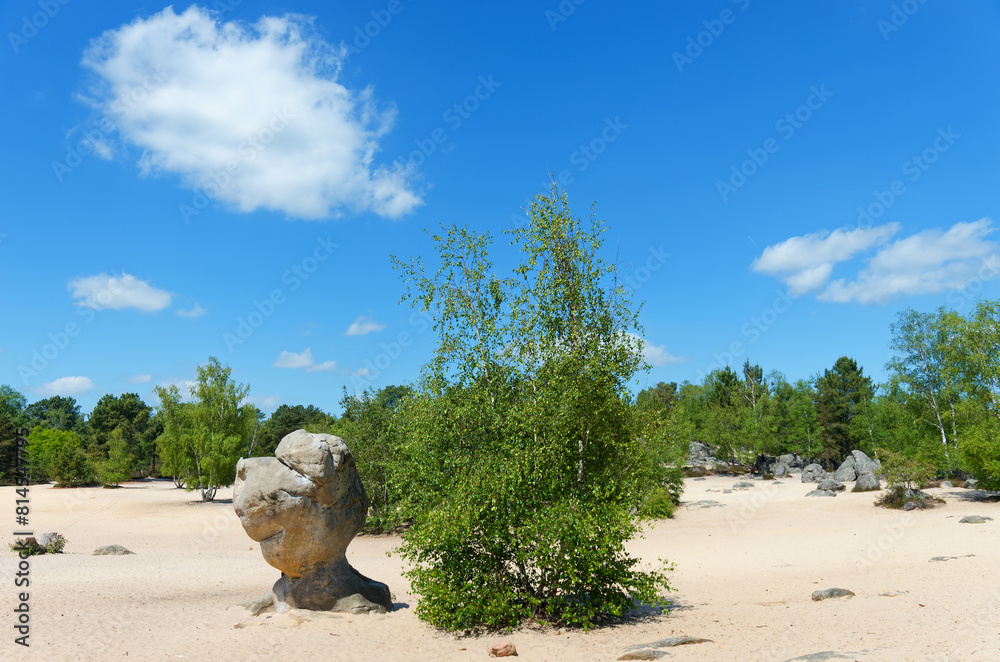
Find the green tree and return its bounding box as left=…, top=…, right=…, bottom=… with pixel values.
left=815, top=357, right=873, bottom=465
left=337, top=385, right=414, bottom=531
left=0, top=387, right=28, bottom=485
left=770, top=375, right=821, bottom=457
left=256, top=404, right=334, bottom=456
left=95, top=427, right=134, bottom=487
left=391, top=186, right=671, bottom=630
left=25, top=396, right=82, bottom=432
left=27, top=426, right=92, bottom=485
left=154, top=357, right=256, bottom=501
left=636, top=382, right=679, bottom=415
left=89, top=392, right=158, bottom=474
left=955, top=300, right=1000, bottom=488
left=887, top=307, right=965, bottom=467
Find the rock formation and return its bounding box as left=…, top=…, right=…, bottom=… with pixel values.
left=233, top=430, right=393, bottom=615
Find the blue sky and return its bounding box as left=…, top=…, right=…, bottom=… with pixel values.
left=2, top=0, right=999, bottom=416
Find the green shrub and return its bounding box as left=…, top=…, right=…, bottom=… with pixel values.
left=11, top=533, right=67, bottom=555
left=393, top=187, right=673, bottom=631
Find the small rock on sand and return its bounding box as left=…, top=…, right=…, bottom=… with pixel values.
left=811, top=588, right=854, bottom=601
left=960, top=516, right=992, bottom=524
left=488, top=640, right=517, bottom=657
left=618, top=651, right=670, bottom=661
left=92, top=544, right=134, bottom=555
left=624, top=637, right=712, bottom=650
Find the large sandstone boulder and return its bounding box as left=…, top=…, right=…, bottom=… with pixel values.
left=850, top=450, right=880, bottom=476
left=854, top=471, right=881, bottom=492
left=801, top=464, right=825, bottom=483
left=233, top=430, right=393, bottom=615
left=833, top=456, right=857, bottom=482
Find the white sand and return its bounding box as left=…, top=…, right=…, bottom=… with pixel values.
left=1, top=475, right=998, bottom=661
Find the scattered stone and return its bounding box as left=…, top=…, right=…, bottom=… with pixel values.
left=723, top=489, right=733, bottom=494
left=92, top=544, right=134, bottom=556
left=488, top=640, right=517, bottom=657
left=692, top=477, right=706, bottom=481
left=902, top=502, right=918, bottom=511
left=811, top=588, right=854, bottom=601
left=624, top=637, right=712, bottom=650
left=618, top=650, right=669, bottom=661
left=817, top=479, right=846, bottom=492
left=687, top=441, right=720, bottom=470
left=773, top=463, right=789, bottom=478
left=687, top=500, right=725, bottom=508
left=805, top=489, right=836, bottom=497
left=833, top=456, right=857, bottom=482
left=879, top=590, right=908, bottom=597
left=959, top=516, right=993, bottom=524
left=733, top=481, right=754, bottom=490
left=783, top=653, right=865, bottom=662
left=966, top=479, right=979, bottom=489
left=801, top=464, right=825, bottom=483
left=850, top=450, right=880, bottom=476
left=940, top=480, right=954, bottom=488
left=233, top=430, right=394, bottom=614
left=853, top=472, right=881, bottom=492
left=38, top=533, right=60, bottom=548
left=930, top=554, right=974, bottom=562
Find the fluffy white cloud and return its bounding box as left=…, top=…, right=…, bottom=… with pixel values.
left=272, top=348, right=337, bottom=372
left=273, top=348, right=315, bottom=369
left=754, top=219, right=1000, bottom=304
left=176, top=303, right=206, bottom=318
left=243, top=394, right=283, bottom=411
left=625, top=332, right=688, bottom=367
left=752, top=224, right=899, bottom=295
left=820, top=219, right=1000, bottom=304
left=69, top=273, right=172, bottom=312
left=345, top=316, right=385, bottom=336
left=81, top=6, right=421, bottom=220
left=126, top=373, right=152, bottom=384
left=34, top=376, right=97, bottom=397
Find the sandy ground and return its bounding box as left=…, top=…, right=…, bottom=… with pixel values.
left=1, top=475, right=998, bottom=662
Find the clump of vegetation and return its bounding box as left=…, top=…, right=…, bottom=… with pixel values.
left=875, top=449, right=942, bottom=509
left=11, top=533, right=67, bottom=555
left=393, top=186, right=673, bottom=631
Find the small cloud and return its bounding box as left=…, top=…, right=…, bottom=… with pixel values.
left=176, top=303, right=206, bottom=318
left=69, top=273, right=172, bottom=312
left=126, top=373, right=152, bottom=384
left=243, top=394, right=282, bottom=411
left=33, top=376, right=97, bottom=397
left=273, top=348, right=336, bottom=372
left=273, top=348, right=315, bottom=369
left=345, top=316, right=385, bottom=336
left=156, top=378, right=197, bottom=400
left=625, top=332, right=689, bottom=367
left=352, top=367, right=374, bottom=378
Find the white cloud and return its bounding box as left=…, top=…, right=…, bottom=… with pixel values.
left=820, top=219, right=1000, bottom=304
left=243, top=394, right=282, bottom=411
left=625, top=332, right=688, bottom=367
left=752, top=224, right=899, bottom=295
left=156, top=378, right=198, bottom=400
left=272, top=348, right=337, bottom=372
left=126, top=373, right=152, bottom=384
left=176, top=303, right=206, bottom=318
left=69, top=273, right=172, bottom=312
left=307, top=360, right=338, bottom=373
left=754, top=219, right=1000, bottom=305
left=345, top=316, right=385, bottom=336
left=352, top=367, right=375, bottom=378
left=273, top=348, right=315, bottom=369
left=81, top=5, right=421, bottom=220
left=34, top=376, right=97, bottom=397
